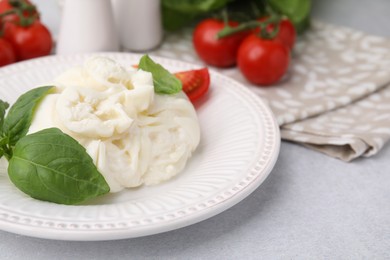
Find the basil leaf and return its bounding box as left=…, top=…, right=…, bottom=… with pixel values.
left=162, top=6, right=197, bottom=31
left=0, top=100, right=9, bottom=131
left=162, top=0, right=229, bottom=30
left=8, top=128, right=110, bottom=205
left=0, top=136, right=9, bottom=159
left=268, top=0, right=311, bottom=33
left=138, top=55, right=182, bottom=94
left=162, top=0, right=229, bottom=13
left=3, top=86, right=54, bottom=146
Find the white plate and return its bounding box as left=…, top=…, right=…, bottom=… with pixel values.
left=0, top=53, right=280, bottom=241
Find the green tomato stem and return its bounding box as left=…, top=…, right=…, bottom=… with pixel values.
left=0, top=0, right=38, bottom=27
left=217, top=20, right=259, bottom=39
left=217, top=12, right=282, bottom=40
left=259, top=15, right=281, bottom=39
left=0, top=9, right=17, bottom=18
left=221, top=7, right=229, bottom=26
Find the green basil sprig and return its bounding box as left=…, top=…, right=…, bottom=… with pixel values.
left=3, top=86, right=53, bottom=149
left=0, top=87, right=110, bottom=205
left=0, top=86, right=53, bottom=159
left=8, top=128, right=110, bottom=205
left=138, top=55, right=182, bottom=95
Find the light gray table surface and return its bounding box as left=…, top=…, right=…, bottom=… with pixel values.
left=1, top=0, right=389, bottom=259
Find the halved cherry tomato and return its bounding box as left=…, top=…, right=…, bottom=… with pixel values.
left=174, top=68, right=210, bottom=102
left=133, top=65, right=210, bottom=102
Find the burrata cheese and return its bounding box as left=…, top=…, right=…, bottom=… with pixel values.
left=28, top=56, right=200, bottom=192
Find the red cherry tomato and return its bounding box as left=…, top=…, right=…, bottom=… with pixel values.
left=4, top=20, right=52, bottom=60
left=237, top=34, right=290, bottom=85
left=0, top=0, right=38, bottom=23
left=0, top=0, right=13, bottom=13
left=0, top=38, right=16, bottom=66
left=257, top=17, right=296, bottom=50
left=193, top=19, right=248, bottom=68
left=175, top=67, right=210, bottom=102
left=275, top=19, right=296, bottom=50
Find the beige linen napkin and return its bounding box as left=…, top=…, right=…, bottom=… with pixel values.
left=150, top=21, right=390, bottom=161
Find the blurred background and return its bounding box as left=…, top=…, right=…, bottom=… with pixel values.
left=31, top=0, right=390, bottom=41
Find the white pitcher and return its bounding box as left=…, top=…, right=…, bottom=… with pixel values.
left=57, top=0, right=119, bottom=54
left=111, top=0, right=163, bottom=52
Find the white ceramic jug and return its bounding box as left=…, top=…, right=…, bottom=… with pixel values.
left=111, top=0, right=163, bottom=52
left=57, top=0, right=119, bottom=54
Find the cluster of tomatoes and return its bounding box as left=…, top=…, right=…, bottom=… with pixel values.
left=193, top=16, right=296, bottom=86
left=0, top=0, right=52, bottom=67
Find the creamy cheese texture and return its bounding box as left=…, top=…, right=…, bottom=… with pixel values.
left=28, top=56, right=200, bottom=192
